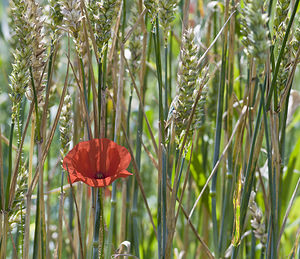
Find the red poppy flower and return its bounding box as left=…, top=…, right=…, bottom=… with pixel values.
left=63, top=138, right=132, bottom=187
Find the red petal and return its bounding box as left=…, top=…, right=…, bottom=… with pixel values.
left=63, top=138, right=132, bottom=187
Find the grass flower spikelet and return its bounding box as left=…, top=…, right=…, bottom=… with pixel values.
left=240, top=0, right=270, bottom=69
left=169, top=28, right=207, bottom=147
left=60, top=93, right=73, bottom=158
left=88, top=0, right=119, bottom=57
left=159, top=0, right=178, bottom=44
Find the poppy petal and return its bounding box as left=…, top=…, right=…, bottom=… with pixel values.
left=118, top=170, right=133, bottom=177
left=63, top=138, right=132, bottom=188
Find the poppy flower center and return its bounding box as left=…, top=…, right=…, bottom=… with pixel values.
left=95, top=172, right=105, bottom=179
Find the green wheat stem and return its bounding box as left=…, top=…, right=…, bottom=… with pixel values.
left=219, top=6, right=235, bottom=254
left=5, top=122, right=14, bottom=210
left=154, top=17, right=165, bottom=143
left=97, top=50, right=107, bottom=259
left=260, top=78, right=277, bottom=258
left=231, top=80, right=265, bottom=259
left=154, top=17, right=167, bottom=258
left=29, top=66, right=41, bottom=142
left=129, top=29, right=152, bottom=258
left=58, top=168, right=64, bottom=259
left=211, top=30, right=227, bottom=257
left=15, top=101, right=24, bottom=258
left=98, top=61, right=103, bottom=137
left=28, top=66, right=43, bottom=259
left=0, top=130, right=4, bottom=212
left=164, top=46, right=168, bottom=120
left=33, top=185, right=41, bottom=259
left=168, top=31, right=172, bottom=104
left=131, top=84, right=145, bottom=257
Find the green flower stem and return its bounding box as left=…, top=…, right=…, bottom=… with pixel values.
left=105, top=161, right=117, bottom=259
left=93, top=188, right=104, bottom=259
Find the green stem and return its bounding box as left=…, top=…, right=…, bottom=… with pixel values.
left=80, top=58, right=91, bottom=140
left=98, top=61, right=102, bottom=137
left=231, top=80, right=264, bottom=259
left=93, top=188, right=104, bottom=259
left=164, top=46, right=168, bottom=120
left=211, top=32, right=227, bottom=256
left=260, top=79, right=277, bottom=258
left=5, top=122, right=14, bottom=210
left=168, top=32, right=172, bottom=103
left=154, top=18, right=165, bottom=144
left=154, top=18, right=167, bottom=258
left=29, top=66, right=41, bottom=142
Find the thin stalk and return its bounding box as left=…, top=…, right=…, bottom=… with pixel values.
left=101, top=48, right=108, bottom=137
left=164, top=46, right=168, bottom=120
left=66, top=166, right=84, bottom=259
left=78, top=56, right=90, bottom=259
left=57, top=170, right=65, bottom=259
left=219, top=3, right=235, bottom=254
left=154, top=18, right=167, bottom=258
left=125, top=22, right=151, bottom=258
left=105, top=54, right=123, bottom=259
left=30, top=61, right=44, bottom=259
left=93, top=188, right=104, bottom=259
left=231, top=81, right=265, bottom=259
left=260, top=79, right=277, bottom=258
left=120, top=0, right=128, bottom=245
left=0, top=129, right=4, bottom=210
left=96, top=47, right=107, bottom=259
left=79, top=185, right=87, bottom=258
left=23, top=114, right=35, bottom=259
left=210, top=25, right=227, bottom=258
left=130, top=84, right=145, bottom=258
left=98, top=61, right=103, bottom=137
left=5, top=121, right=14, bottom=210
left=162, top=40, right=169, bottom=255
left=154, top=18, right=165, bottom=144
left=0, top=128, right=5, bottom=258
left=33, top=185, right=41, bottom=259
left=80, top=58, right=89, bottom=113
left=168, top=31, right=172, bottom=103
left=1, top=213, right=8, bottom=258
